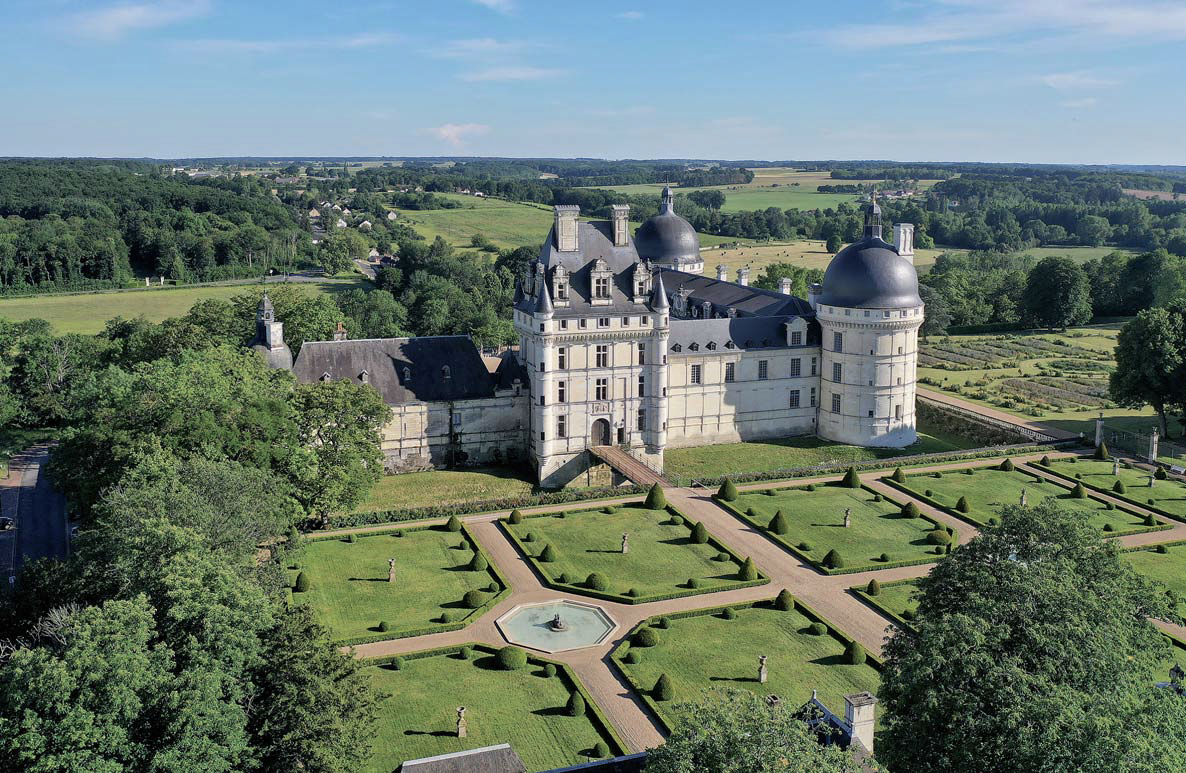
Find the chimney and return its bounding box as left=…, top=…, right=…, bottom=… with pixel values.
left=737, top=267, right=750, bottom=287
left=333, top=321, right=348, bottom=341
left=808, top=282, right=822, bottom=310
left=716, top=264, right=728, bottom=281
left=611, top=204, right=630, bottom=247
left=779, top=277, right=793, bottom=295
left=894, top=222, right=915, bottom=265
left=554, top=205, right=580, bottom=252
left=844, top=692, right=877, bottom=755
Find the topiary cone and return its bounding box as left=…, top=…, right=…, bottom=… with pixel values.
left=842, top=466, right=861, bottom=488
left=1095, top=441, right=1109, bottom=460
left=999, top=458, right=1015, bottom=472
left=654, top=673, right=674, bottom=701
left=774, top=589, right=794, bottom=610
left=822, top=549, right=844, bottom=569
left=539, top=544, right=557, bottom=562
left=567, top=691, right=586, bottom=717
left=845, top=641, right=867, bottom=665
left=294, top=571, right=310, bottom=592
left=1072, top=482, right=1087, bottom=499
left=956, top=495, right=970, bottom=513
left=691, top=521, right=709, bottom=544
left=867, top=579, right=881, bottom=596
left=891, top=467, right=906, bottom=483
left=718, top=479, right=738, bottom=501
left=508, top=508, right=523, bottom=524
left=644, top=483, right=667, bottom=510
left=739, top=557, right=758, bottom=581
left=768, top=510, right=789, bottom=535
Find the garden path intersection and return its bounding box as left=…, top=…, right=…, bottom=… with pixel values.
left=328, top=450, right=1186, bottom=754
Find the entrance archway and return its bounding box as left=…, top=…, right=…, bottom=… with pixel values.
left=591, top=418, right=612, bottom=446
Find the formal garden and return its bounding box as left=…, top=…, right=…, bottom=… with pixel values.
left=364, top=644, right=623, bottom=772
left=1124, top=541, right=1186, bottom=619
left=1034, top=456, right=1186, bottom=520
left=290, top=524, right=507, bottom=644
left=853, top=578, right=920, bottom=631
left=718, top=478, right=957, bottom=573
left=611, top=596, right=880, bottom=730
left=881, top=461, right=1164, bottom=534
left=502, top=499, right=767, bottom=602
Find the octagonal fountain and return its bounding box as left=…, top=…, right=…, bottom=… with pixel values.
left=495, top=600, right=618, bottom=653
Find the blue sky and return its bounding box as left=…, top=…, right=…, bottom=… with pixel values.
left=3, top=0, right=1185, bottom=163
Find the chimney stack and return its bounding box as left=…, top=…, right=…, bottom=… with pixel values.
left=716, top=264, right=728, bottom=281
left=611, top=204, right=630, bottom=247
left=737, top=267, right=750, bottom=287
left=779, top=277, right=793, bottom=295
left=844, top=692, right=877, bottom=755
left=808, top=282, right=822, bottom=310
left=333, top=321, right=348, bottom=341
left=554, top=205, right=580, bottom=252
left=894, top=222, right=915, bottom=265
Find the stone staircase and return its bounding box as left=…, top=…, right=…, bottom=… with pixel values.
left=589, top=446, right=670, bottom=488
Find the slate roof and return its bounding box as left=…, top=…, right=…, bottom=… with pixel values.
left=292, top=335, right=499, bottom=404
left=659, top=269, right=814, bottom=318
left=635, top=187, right=700, bottom=268
left=517, top=221, right=653, bottom=315
left=399, top=743, right=527, bottom=773
left=668, top=316, right=803, bottom=353
left=818, top=236, right=921, bottom=309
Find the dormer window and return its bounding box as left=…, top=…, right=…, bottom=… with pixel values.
left=725, top=340, right=736, bottom=349
left=552, top=264, right=569, bottom=304
left=591, top=259, right=612, bottom=305
left=320, top=372, right=332, bottom=381
left=672, top=343, right=682, bottom=352
left=359, top=370, right=370, bottom=384
left=707, top=341, right=717, bottom=350
left=402, top=367, right=411, bottom=382
left=441, top=365, right=451, bottom=380
left=594, top=276, right=610, bottom=299
left=689, top=343, right=699, bottom=352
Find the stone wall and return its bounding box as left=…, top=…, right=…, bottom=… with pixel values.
left=380, top=391, right=529, bottom=473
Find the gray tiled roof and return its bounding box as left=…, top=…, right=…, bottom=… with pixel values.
left=819, top=236, right=921, bottom=309
left=292, top=335, right=497, bottom=403
left=659, top=270, right=814, bottom=318
left=518, top=221, right=653, bottom=315
left=668, top=316, right=802, bottom=352
left=400, top=743, right=527, bottom=773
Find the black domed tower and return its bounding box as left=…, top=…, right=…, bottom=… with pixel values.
left=634, top=186, right=703, bottom=273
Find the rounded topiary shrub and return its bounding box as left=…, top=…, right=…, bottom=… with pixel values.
left=765, top=489, right=776, bottom=496
left=686, top=578, right=702, bottom=589
left=745, top=507, right=757, bottom=518
left=1157, top=544, right=1170, bottom=554
left=542, top=662, right=556, bottom=676
left=956, top=495, right=970, bottom=513
left=586, top=573, right=609, bottom=591
left=459, top=646, right=473, bottom=660
left=1105, top=502, right=1115, bottom=511
left=508, top=509, right=523, bottom=524
left=464, top=588, right=490, bottom=608
left=822, top=549, right=844, bottom=569
left=556, top=572, right=570, bottom=584
left=808, top=621, right=828, bottom=636
left=293, top=572, right=310, bottom=593
left=1149, top=498, right=1156, bottom=506
left=1102, top=523, right=1114, bottom=533
left=593, top=741, right=610, bottom=758
left=879, top=552, right=891, bottom=563
left=1072, top=482, right=1087, bottom=499
left=468, top=553, right=488, bottom=571
left=1040, top=455, right=1052, bottom=466
left=347, top=533, right=356, bottom=543
left=1114, top=480, right=1127, bottom=494
left=902, top=502, right=921, bottom=519
left=567, top=691, right=586, bottom=717
left=739, top=557, right=758, bottom=581
left=845, top=641, right=867, bottom=665
left=842, top=466, right=861, bottom=488
left=653, top=673, right=674, bottom=701
left=1000, top=457, right=1015, bottom=472
left=721, top=607, right=737, bottom=620
left=634, top=626, right=660, bottom=647
left=523, top=532, right=535, bottom=543
left=1145, top=513, right=1157, bottom=526
left=806, top=484, right=817, bottom=492
left=867, top=579, right=881, bottom=596
left=927, top=529, right=952, bottom=546
left=497, top=646, right=528, bottom=671
left=714, top=551, right=731, bottom=562
left=627, top=588, right=640, bottom=598
left=798, top=541, right=812, bottom=551
left=891, top=467, right=906, bottom=483
left=539, top=544, right=557, bottom=563
left=873, top=493, right=883, bottom=502
left=963, top=468, right=974, bottom=475
left=669, top=514, right=684, bottom=526
left=389, top=656, right=404, bottom=671
left=602, top=506, right=616, bottom=515
left=933, top=545, right=945, bottom=555
left=378, top=621, right=390, bottom=632
left=1156, top=466, right=1168, bottom=480
left=440, top=611, right=456, bottom=623
left=775, top=589, right=794, bottom=611
left=657, top=616, right=672, bottom=629
left=445, top=515, right=462, bottom=532
left=645, top=483, right=667, bottom=510
left=1075, top=473, right=1083, bottom=480
left=768, top=510, right=789, bottom=535
left=691, top=522, right=709, bottom=544
left=924, top=489, right=934, bottom=497
left=718, top=479, right=738, bottom=502
left=624, top=650, right=641, bottom=665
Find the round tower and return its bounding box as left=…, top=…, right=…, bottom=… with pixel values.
left=816, top=198, right=924, bottom=447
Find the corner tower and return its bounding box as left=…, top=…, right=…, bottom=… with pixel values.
left=249, top=292, right=294, bottom=370
left=815, top=197, right=923, bottom=447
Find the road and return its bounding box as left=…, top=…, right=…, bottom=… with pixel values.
left=0, top=445, right=68, bottom=584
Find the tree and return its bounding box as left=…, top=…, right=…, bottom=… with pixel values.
left=918, top=283, right=952, bottom=340
left=878, top=500, right=1186, bottom=773
left=318, top=230, right=368, bottom=275
left=643, top=689, right=861, bottom=773
left=825, top=234, right=842, bottom=253
left=717, top=479, right=738, bottom=501
left=752, top=263, right=823, bottom=297
left=1076, top=214, right=1112, bottom=247
left=1021, top=256, right=1092, bottom=330
left=841, top=466, right=860, bottom=488
left=1111, top=308, right=1183, bottom=437
left=334, top=288, right=408, bottom=340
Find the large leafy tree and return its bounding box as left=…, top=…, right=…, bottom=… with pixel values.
left=1110, top=307, right=1183, bottom=437
left=1020, top=255, right=1092, bottom=330
left=878, top=500, right=1186, bottom=773
left=918, top=283, right=952, bottom=340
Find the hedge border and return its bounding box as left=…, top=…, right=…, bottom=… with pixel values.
left=293, top=523, right=511, bottom=646
left=714, top=483, right=956, bottom=575
left=608, top=594, right=883, bottom=733
left=850, top=577, right=921, bottom=633
left=1030, top=459, right=1186, bottom=525
left=325, top=484, right=646, bottom=531
left=880, top=462, right=1170, bottom=536
left=363, top=642, right=629, bottom=758
left=498, top=501, right=770, bottom=604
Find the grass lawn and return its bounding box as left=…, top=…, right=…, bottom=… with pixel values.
left=727, top=484, right=951, bottom=571
left=293, top=527, right=503, bottom=641
left=663, top=419, right=978, bottom=481
left=1125, top=544, right=1186, bottom=618
left=356, top=467, right=535, bottom=512
left=614, top=602, right=880, bottom=728
left=365, top=650, right=616, bottom=773
left=0, top=278, right=366, bottom=334
left=396, top=194, right=555, bottom=249
left=1040, top=458, right=1186, bottom=519
left=890, top=465, right=1157, bottom=534
left=507, top=506, right=757, bottom=599
left=856, top=579, right=920, bottom=629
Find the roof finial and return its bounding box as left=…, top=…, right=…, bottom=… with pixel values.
left=660, top=184, right=674, bottom=215
left=863, top=189, right=882, bottom=240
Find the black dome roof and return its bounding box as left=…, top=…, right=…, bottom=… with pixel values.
left=635, top=211, right=700, bottom=264
left=819, top=236, right=921, bottom=309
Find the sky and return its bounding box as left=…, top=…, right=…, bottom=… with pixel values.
left=2, top=0, right=1185, bottom=164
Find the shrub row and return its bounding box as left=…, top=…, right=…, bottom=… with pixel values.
left=1031, top=460, right=1186, bottom=525
left=851, top=578, right=921, bottom=632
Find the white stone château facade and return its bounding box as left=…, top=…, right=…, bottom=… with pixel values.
left=283, top=191, right=924, bottom=488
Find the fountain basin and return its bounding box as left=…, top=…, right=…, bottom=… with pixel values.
left=495, top=600, right=618, bottom=653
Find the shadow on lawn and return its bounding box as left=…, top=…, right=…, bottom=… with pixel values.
left=709, top=675, right=760, bottom=684
left=404, top=730, right=455, bottom=738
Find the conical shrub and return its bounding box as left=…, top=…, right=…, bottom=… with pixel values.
left=867, top=579, right=881, bottom=596
left=654, top=673, right=673, bottom=701
left=842, top=466, right=861, bottom=488
left=739, top=557, right=758, bottom=581
left=645, top=483, right=667, bottom=510
left=691, top=521, right=709, bottom=544
left=718, top=479, right=738, bottom=501
left=1095, top=441, right=1109, bottom=460
left=768, top=510, right=789, bottom=535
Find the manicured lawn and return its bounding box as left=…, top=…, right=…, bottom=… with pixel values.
left=365, top=650, right=615, bottom=773
left=356, top=467, right=535, bottom=512
left=890, top=465, right=1157, bottom=534
left=728, top=484, right=950, bottom=571
left=293, top=527, right=503, bottom=641
left=507, top=506, right=756, bottom=599
left=614, top=603, right=880, bottom=728
left=1041, top=458, right=1186, bottom=519
left=1125, top=544, right=1186, bottom=618
left=856, top=579, right=920, bottom=628
left=663, top=420, right=977, bottom=481
left=0, top=278, right=366, bottom=334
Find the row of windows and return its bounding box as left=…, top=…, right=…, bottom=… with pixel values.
left=550, top=410, right=648, bottom=440
left=552, top=343, right=651, bottom=371
left=692, top=357, right=817, bottom=385
left=827, top=394, right=904, bottom=419
left=788, top=388, right=816, bottom=408
left=827, top=362, right=907, bottom=386
left=554, top=315, right=653, bottom=331
left=824, top=307, right=920, bottom=318
left=830, top=331, right=907, bottom=355
left=543, top=374, right=653, bottom=405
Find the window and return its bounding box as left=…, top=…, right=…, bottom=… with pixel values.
left=637, top=408, right=646, bottom=431
left=555, top=280, right=567, bottom=300
left=540, top=431, right=546, bottom=441
left=790, top=358, right=801, bottom=377
left=579, top=318, right=588, bottom=329
left=724, top=362, right=735, bottom=383
left=560, top=319, right=568, bottom=330
left=638, top=343, right=646, bottom=365
left=895, top=404, right=902, bottom=419
left=789, top=389, right=801, bottom=408
left=539, top=361, right=545, bottom=373
left=558, top=347, right=567, bottom=369
left=641, top=316, right=649, bottom=326
left=638, top=375, right=646, bottom=397
left=810, top=387, right=817, bottom=407
left=690, top=364, right=702, bottom=385
left=758, top=360, right=769, bottom=380
left=539, top=324, right=544, bottom=332
left=790, top=330, right=803, bottom=346
left=810, top=357, right=817, bottom=376
left=831, top=393, right=841, bottom=414
left=402, top=367, right=411, bottom=382
left=833, top=332, right=843, bottom=352
left=864, top=310, right=870, bottom=317
left=598, top=317, right=610, bottom=328
left=637, top=279, right=647, bottom=297
left=557, top=415, right=567, bottom=438
left=595, top=345, right=609, bottom=368
left=594, top=276, right=610, bottom=298
left=898, top=346, right=903, bottom=354
left=442, top=365, right=451, bottom=379
left=832, top=362, right=842, bottom=383
left=622, top=317, right=630, bottom=327
left=557, top=381, right=566, bottom=403
left=595, top=378, right=608, bottom=400
left=539, top=395, right=545, bottom=406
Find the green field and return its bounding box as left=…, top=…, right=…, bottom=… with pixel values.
left=1040, top=458, right=1186, bottom=518
left=1125, top=544, right=1186, bottom=618
left=662, top=420, right=978, bottom=481
left=357, top=467, right=535, bottom=513
left=727, top=484, right=952, bottom=571
left=0, top=278, right=366, bottom=334
left=613, top=602, right=880, bottom=727
left=293, top=527, right=503, bottom=641
left=506, top=506, right=757, bottom=599
left=365, top=650, right=616, bottom=772
left=395, top=194, right=555, bottom=249
left=888, top=465, right=1157, bottom=533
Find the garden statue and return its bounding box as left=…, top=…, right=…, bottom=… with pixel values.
left=758, top=654, right=768, bottom=684
left=1150, top=475, right=1156, bottom=488
left=1020, top=489, right=1027, bottom=507
left=457, top=706, right=467, bottom=738
left=622, top=532, right=629, bottom=554
left=1113, top=458, right=1120, bottom=476
left=388, top=557, right=396, bottom=583
left=549, top=613, right=567, bottom=632
left=843, top=508, right=851, bottom=528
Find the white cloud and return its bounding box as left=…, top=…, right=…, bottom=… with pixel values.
left=64, top=0, right=210, bottom=41
left=615, top=10, right=643, bottom=20
left=427, top=123, right=490, bottom=147
left=177, top=32, right=400, bottom=54
left=460, top=66, right=565, bottom=82
left=471, top=0, right=513, bottom=13
left=1040, top=71, right=1117, bottom=89
left=587, top=106, right=655, bottom=117
left=437, top=38, right=529, bottom=59
left=1060, top=97, right=1100, bottom=108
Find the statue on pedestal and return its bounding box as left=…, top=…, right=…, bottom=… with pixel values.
left=456, top=706, right=467, bottom=738
left=758, top=654, right=768, bottom=684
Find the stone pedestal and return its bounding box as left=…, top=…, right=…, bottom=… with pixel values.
left=758, top=655, right=768, bottom=684
left=388, top=558, right=396, bottom=583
